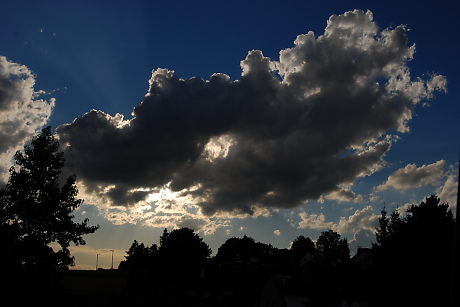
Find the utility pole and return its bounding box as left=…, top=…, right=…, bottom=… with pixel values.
left=96, top=253, right=99, bottom=270
left=110, top=250, right=114, bottom=270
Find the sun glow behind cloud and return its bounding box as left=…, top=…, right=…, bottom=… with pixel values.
left=76, top=179, right=274, bottom=236
left=202, top=134, right=236, bottom=162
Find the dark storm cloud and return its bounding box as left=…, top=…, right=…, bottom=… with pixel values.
left=105, top=186, right=150, bottom=206
left=57, top=10, right=446, bottom=214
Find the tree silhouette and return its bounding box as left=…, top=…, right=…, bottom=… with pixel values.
left=159, top=227, right=211, bottom=264
left=375, top=195, right=454, bottom=252
left=158, top=227, right=211, bottom=288
left=215, top=235, right=274, bottom=264
left=316, top=229, right=349, bottom=263
left=370, top=195, right=455, bottom=307
left=375, top=207, right=389, bottom=246
left=290, top=235, right=316, bottom=260
left=118, top=240, right=158, bottom=271
left=118, top=228, right=211, bottom=305
left=0, top=127, right=98, bottom=271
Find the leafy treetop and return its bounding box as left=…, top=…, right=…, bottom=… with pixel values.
left=0, top=126, right=98, bottom=270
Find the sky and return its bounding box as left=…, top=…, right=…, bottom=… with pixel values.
left=0, top=0, right=458, bottom=269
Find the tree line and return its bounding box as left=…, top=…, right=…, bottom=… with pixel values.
left=118, top=195, right=456, bottom=307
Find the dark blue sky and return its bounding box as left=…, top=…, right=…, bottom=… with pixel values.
left=0, top=0, right=458, bottom=268
left=2, top=0, right=458, bottom=129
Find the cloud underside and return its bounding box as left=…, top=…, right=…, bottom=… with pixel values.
left=0, top=56, right=55, bottom=181
left=56, top=9, right=446, bottom=217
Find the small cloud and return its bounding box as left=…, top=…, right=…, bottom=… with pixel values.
left=334, top=206, right=379, bottom=233
left=298, top=212, right=334, bottom=230
left=376, top=160, right=445, bottom=192
left=325, top=188, right=364, bottom=203
left=273, top=229, right=281, bottom=236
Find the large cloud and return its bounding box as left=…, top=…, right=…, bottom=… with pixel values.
left=0, top=56, right=55, bottom=181
left=57, top=10, right=446, bottom=216
left=376, top=160, right=445, bottom=191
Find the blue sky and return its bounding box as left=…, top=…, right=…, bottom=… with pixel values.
left=0, top=0, right=458, bottom=269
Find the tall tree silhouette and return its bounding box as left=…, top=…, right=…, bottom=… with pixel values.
left=0, top=127, right=98, bottom=271
left=375, top=207, right=389, bottom=246
left=370, top=195, right=455, bottom=307
left=158, top=227, right=211, bottom=288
